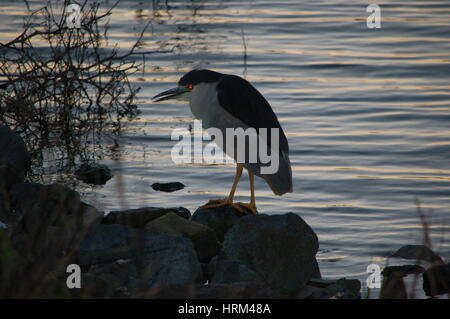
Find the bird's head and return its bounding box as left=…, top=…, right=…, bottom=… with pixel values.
left=152, top=69, right=223, bottom=103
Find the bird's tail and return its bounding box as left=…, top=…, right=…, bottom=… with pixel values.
left=262, top=150, right=293, bottom=196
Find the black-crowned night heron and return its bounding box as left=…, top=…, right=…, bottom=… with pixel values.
left=152, top=69, right=292, bottom=214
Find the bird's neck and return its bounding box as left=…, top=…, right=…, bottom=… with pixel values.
left=189, top=82, right=220, bottom=127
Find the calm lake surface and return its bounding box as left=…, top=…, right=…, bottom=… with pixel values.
left=1, top=0, right=450, bottom=297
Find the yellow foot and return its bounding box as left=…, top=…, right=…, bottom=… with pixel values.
left=235, top=202, right=258, bottom=215
left=202, top=198, right=248, bottom=214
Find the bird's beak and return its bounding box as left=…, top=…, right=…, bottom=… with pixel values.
left=152, top=87, right=189, bottom=102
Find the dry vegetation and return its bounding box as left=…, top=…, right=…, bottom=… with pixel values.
left=0, top=0, right=146, bottom=171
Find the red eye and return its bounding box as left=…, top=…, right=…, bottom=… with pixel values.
left=187, top=84, right=194, bottom=89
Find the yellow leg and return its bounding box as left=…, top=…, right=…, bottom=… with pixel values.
left=202, top=165, right=247, bottom=213
left=250, top=172, right=255, bottom=206
left=227, top=164, right=243, bottom=201
left=235, top=171, right=258, bottom=215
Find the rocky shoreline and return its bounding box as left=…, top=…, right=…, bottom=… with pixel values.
left=5, top=123, right=450, bottom=299
left=0, top=124, right=362, bottom=298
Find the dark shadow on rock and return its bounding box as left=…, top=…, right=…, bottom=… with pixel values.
left=145, top=212, right=221, bottom=263
left=76, top=223, right=203, bottom=297
left=191, top=203, right=247, bottom=242
left=102, top=206, right=190, bottom=228
left=211, top=213, right=319, bottom=296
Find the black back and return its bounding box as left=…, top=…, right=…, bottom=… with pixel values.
left=217, top=74, right=289, bottom=153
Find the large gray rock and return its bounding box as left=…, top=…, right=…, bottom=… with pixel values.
left=80, top=249, right=203, bottom=299
left=209, top=252, right=264, bottom=284
left=0, top=125, right=30, bottom=189
left=103, top=206, right=190, bottom=228
left=77, top=259, right=142, bottom=298
left=2, top=183, right=102, bottom=298
left=145, top=212, right=221, bottom=263
left=77, top=224, right=136, bottom=266
left=212, top=213, right=319, bottom=295
left=77, top=223, right=203, bottom=295
left=191, top=204, right=246, bottom=242
left=139, top=231, right=203, bottom=289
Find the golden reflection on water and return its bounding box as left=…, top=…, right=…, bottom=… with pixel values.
left=2, top=1, right=450, bottom=294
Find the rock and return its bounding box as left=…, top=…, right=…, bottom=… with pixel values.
left=200, top=263, right=209, bottom=283
left=382, top=265, right=425, bottom=277
left=130, top=231, right=203, bottom=291
left=324, top=279, right=361, bottom=299
left=301, top=278, right=361, bottom=299
left=211, top=252, right=265, bottom=284
left=145, top=212, right=221, bottom=263
left=380, top=271, right=407, bottom=299
left=207, top=255, right=218, bottom=280
left=296, top=284, right=329, bottom=299
left=0, top=229, right=13, bottom=296
left=0, top=125, right=30, bottom=189
left=102, top=206, right=190, bottom=228
left=77, top=224, right=136, bottom=266
left=422, top=263, right=450, bottom=297
left=0, top=166, right=18, bottom=194
left=10, top=184, right=102, bottom=254
left=151, top=182, right=185, bottom=192
left=0, top=125, right=30, bottom=224
left=3, top=183, right=102, bottom=298
left=78, top=259, right=142, bottom=298
left=0, top=187, right=7, bottom=221
left=380, top=265, right=425, bottom=299
left=212, top=213, right=319, bottom=295
left=311, top=259, right=322, bottom=279
left=6, top=183, right=45, bottom=224
left=77, top=224, right=203, bottom=293
left=79, top=258, right=201, bottom=299
left=191, top=204, right=246, bottom=242
left=389, top=245, right=443, bottom=263
left=75, top=163, right=113, bottom=185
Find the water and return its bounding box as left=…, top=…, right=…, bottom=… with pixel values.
left=1, top=0, right=450, bottom=297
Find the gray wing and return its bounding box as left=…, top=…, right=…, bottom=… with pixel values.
left=217, top=75, right=289, bottom=153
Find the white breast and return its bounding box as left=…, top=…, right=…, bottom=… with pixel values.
left=189, top=82, right=222, bottom=128
left=189, top=81, right=250, bottom=131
